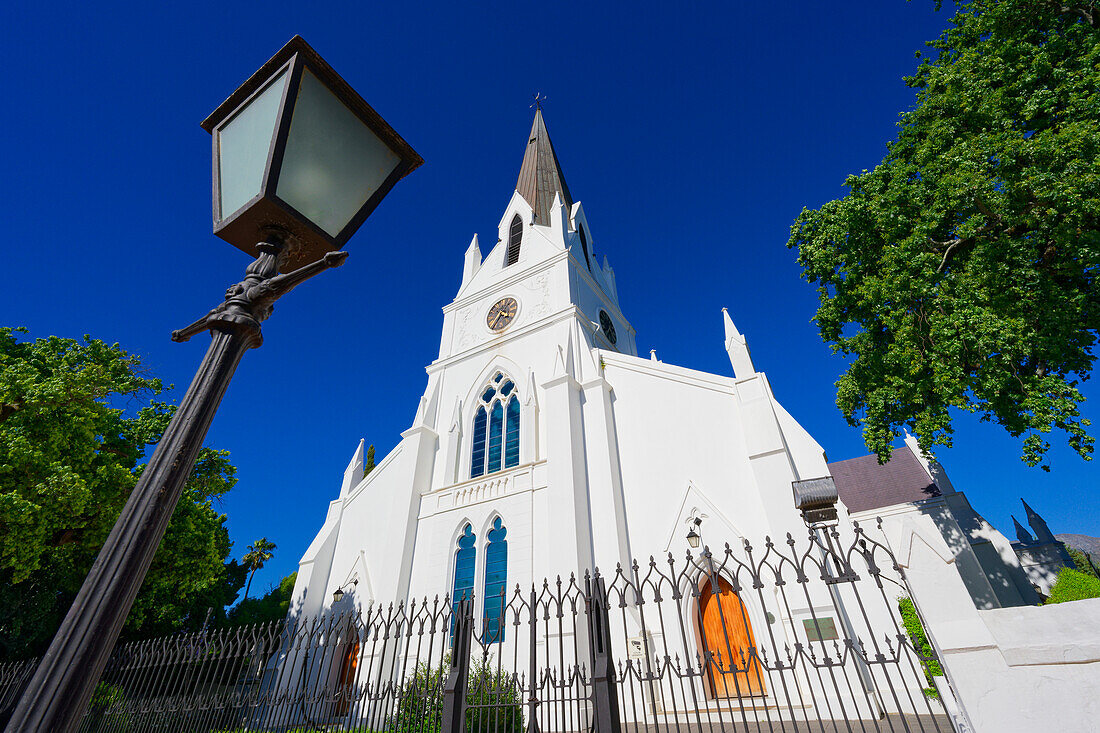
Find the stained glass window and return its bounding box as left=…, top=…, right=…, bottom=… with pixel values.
left=451, top=524, right=476, bottom=640
left=487, top=402, right=504, bottom=474
left=470, top=406, right=487, bottom=478
left=470, top=374, right=521, bottom=478
left=483, top=517, right=508, bottom=643
left=504, top=397, right=520, bottom=469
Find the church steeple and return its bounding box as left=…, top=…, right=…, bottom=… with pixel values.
left=515, top=109, right=573, bottom=225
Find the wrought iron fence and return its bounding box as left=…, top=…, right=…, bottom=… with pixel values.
left=0, top=521, right=955, bottom=732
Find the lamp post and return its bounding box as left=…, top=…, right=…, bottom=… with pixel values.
left=5, top=36, right=421, bottom=733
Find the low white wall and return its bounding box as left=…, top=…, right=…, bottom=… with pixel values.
left=878, top=513, right=1100, bottom=733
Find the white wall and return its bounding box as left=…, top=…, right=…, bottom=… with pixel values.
left=879, top=509, right=1100, bottom=732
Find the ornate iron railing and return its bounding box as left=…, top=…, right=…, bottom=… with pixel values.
left=0, top=522, right=955, bottom=732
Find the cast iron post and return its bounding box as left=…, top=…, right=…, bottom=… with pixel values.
left=442, top=597, right=473, bottom=733
left=5, top=238, right=348, bottom=733
left=525, top=586, right=540, bottom=733
left=588, top=572, right=620, bottom=733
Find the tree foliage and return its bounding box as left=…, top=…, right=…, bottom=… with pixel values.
left=241, top=537, right=277, bottom=601
left=1065, top=544, right=1100, bottom=578
left=788, top=1, right=1100, bottom=467
left=365, top=444, right=376, bottom=475
left=225, top=572, right=297, bottom=626
left=0, top=327, right=245, bottom=659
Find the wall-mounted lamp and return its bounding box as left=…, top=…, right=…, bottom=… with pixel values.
left=332, top=578, right=358, bottom=603
left=686, top=517, right=703, bottom=548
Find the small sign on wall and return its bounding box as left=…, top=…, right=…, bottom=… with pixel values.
left=627, top=636, right=647, bottom=659
left=802, top=617, right=839, bottom=642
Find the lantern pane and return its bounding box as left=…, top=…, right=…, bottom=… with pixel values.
left=216, top=69, right=288, bottom=221
left=277, top=69, right=401, bottom=237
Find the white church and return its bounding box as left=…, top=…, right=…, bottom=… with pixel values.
left=289, top=109, right=846, bottom=621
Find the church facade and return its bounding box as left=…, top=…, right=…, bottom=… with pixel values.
left=290, top=110, right=850, bottom=624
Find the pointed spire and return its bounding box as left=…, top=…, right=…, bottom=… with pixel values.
left=723, top=308, right=755, bottom=378
left=341, top=439, right=366, bottom=497
left=525, top=369, right=538, bottom=407
left=515, top=109, right=573, bottom=226
left=1021, top=498, right=1055, bottom=542
left=1012, top=515, right=1034, bottom=544
left=448, top=398, right=463, bottom=434
left=460, top=234, right=482, bottom=292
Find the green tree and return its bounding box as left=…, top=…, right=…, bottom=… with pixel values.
left=241, top=537, right=277, bottom=601
left=225, top=572, right=297, bottom=626
left=365, top=444, right=376, bottom=475
left=787, top=1, right=1100, bottom=468
left=0, top=327, right=244, bottom=658
left=1067, top=546, right=1100, bottom=579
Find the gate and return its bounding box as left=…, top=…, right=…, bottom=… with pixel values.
left=0, top=522, right=960, bottom=732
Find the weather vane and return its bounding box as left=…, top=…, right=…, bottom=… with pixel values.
left=531, top=92, right=546, bottom=110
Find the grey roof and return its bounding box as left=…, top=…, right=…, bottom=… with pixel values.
left=827, top=447, right=941, bottom=514
left=515, top=109, right=573, bottom=225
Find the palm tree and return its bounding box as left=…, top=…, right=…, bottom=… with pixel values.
left=241, top=538, right=277, bottom=601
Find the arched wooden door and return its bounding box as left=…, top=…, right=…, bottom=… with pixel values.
left=698, top=577, right=765, bottom=698
left=333, top=639, right=360, bottom=717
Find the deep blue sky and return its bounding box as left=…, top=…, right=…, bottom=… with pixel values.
left=2, top=1, right=1096, bottom=598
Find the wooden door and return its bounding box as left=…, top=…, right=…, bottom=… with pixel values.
left=334, top=639, right=360, bottom=716
left=698, top=577, right=765, bottom=698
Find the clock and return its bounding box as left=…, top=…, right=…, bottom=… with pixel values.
left=487, top=297, right=518, bottom=332
left=599, top=310, right=617, bottom=345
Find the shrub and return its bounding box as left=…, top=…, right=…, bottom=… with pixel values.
left=387, top=656, right=524, bottom=733
left=465, top=658, right=524, bottom=733
left=897, top=597, right=941, bottom=698
left=388, top=662, right=445, bottom=733
left=1045, top=568, right=1100, bottom=605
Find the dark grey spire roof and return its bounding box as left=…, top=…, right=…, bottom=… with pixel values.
left=515, top=109, right=573, bottom=225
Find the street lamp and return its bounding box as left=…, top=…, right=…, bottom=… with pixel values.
left=203, top=35, right=421, bottom=271
left=5, top=36, right=421, bottom=733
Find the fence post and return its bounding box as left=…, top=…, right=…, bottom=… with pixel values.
left=442, top=597, right=473, bottom=733
left=588, top=573, right=621, bottom=733
left=526, top=587, right=540, bottom=733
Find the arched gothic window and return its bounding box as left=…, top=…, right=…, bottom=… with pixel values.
left=470, top=373, right=520, bottom=478
left=451, top=524, right=476, bottom=638
left=504, top=214, right=523, bottom=267
left=483, top=517, right=508, bottom=643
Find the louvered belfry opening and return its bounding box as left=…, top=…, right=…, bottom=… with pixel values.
left=505, top=214, right=523, bottom=266
left=577, top=225, right=591, bottom=269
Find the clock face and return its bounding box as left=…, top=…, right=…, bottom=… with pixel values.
left=487, top=297, right=519, bottom=332
left=599, top=310, right=617, bottom=345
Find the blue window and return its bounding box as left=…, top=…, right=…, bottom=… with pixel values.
left=483, top=517, right=508, bottom=643
left=452, top=524, right=476, bottom=639
left=470, top=374, right=521, bottom=478
left=487, top=402, right=504, bottom=474
left=470, top=407, right=487, bottom=478
left=504, top=397, right=520, bottom=469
